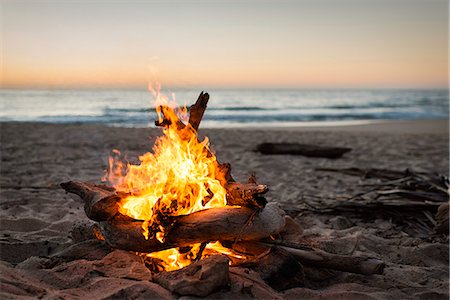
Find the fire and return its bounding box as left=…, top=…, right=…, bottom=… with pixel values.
left=146, top=242, right=245, bottom=272
left=146, top=244, right=203, bottom=272
left=105, top=84, right=242, bottom=270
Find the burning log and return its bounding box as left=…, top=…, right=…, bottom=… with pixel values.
left=215, top=162, right=233, bottom=185
left=149, top=91, right=269, bottom=211
left=154, top=91, right=209, bottom=132
left=188, top=91, right=209, bottom=131
left=153, top=92, right=244, bottom=194
left=60, top=181, right=282, bottom=254
left=98, top=203, right=286, bottom=253
left=225, top=182, right=268, bottom=208
left=255, top=143, right=351, bottom=158
left=155, top=105, right=186, bottom=130
left=61, top=180, right=270, bottom=218
left=60, top=181, right=121, bottom=222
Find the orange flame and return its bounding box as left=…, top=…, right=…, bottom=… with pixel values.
left=105, top=84, right=242, bottom=270
left=146, top=242, right=245, bottom=272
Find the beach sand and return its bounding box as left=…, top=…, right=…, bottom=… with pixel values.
left=0, top=120, right=448, bottom=299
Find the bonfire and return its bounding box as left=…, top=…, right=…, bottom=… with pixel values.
left=61, top=89, right=385, bottom=296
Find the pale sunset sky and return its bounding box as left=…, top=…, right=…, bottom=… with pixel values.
left=1, top=0, right=448, bottom=89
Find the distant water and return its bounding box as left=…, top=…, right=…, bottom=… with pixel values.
left=0, top=89, right=448, bottom=128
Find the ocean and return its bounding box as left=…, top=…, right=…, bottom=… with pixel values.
left=0, top=89, right=448, bottom=128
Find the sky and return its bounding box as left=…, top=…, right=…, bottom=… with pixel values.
left=1, top=0, right=448, bottom=89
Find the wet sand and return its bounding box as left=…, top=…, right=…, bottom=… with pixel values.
left=0, top=120, right=448, bottom=299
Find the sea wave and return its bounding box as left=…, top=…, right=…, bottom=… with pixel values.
left=1, top=88, right=448, bottom=127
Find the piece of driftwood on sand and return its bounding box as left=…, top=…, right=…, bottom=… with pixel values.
left=232, top=240, right=385, bottom=276
left=255, top=142, right=351, bottom=158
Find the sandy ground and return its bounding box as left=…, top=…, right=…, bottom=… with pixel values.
left=0, top=120, right=448, bottom=299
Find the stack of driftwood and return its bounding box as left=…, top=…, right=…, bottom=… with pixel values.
left=61, top=180, right=385, bottom=296
left=304, top=167, right=449, bottom=236
left=60, top=92, right=385, bottom=297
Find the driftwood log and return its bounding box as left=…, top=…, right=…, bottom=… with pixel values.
left=238, top=246, right=305, bottom=290
left=60, top=180, right=285, bottom=252
left=60, top=181, right=120, bottom=222
left=188, top=91, right=209, bottom=131
left=233, top=241, right=385, bottom=276
left=273, top=244, right=385, bottom=275
left=154, top=255, right=230, bottom=297
left=155, top=91, right=209, bottom=132
left=255, top=143, right=351, bottom=158
left=154, top=105, right=186, bottom=130
left=61, top=180, right=284, bottom=253
left=61, top=180, right=269, bottom=218
left=99, top=203, right=285, bottom=253
left=225, top=182, right=268, bottom=208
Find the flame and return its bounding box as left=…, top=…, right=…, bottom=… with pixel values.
left=204, top=241, right=246, bottom=262
left=105, top=84, right=242, bottom=271
left=146, top=244, right=203, bottom=272
left=145, top=242, right=245, bottom=272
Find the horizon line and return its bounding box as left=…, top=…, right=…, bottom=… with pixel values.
left=1, top=85, right=449, bottom=91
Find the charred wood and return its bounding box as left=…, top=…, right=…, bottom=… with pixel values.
left=226, top=182, right=268, bottom=208
left=98, top=203, right=286, bottom=253
left=60, top=181, right=121, bottom=222
left=154, top=105, right=186, bottom=131
left=215, top=162, right=233, bottom=185
left=238, top=246, right=305, bottom=291
left=188, top=91, right=209, bottom=131
left=62, top=180, right=270, bottom=223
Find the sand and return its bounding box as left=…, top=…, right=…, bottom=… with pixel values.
left=0, top=120, right=448, bottom=299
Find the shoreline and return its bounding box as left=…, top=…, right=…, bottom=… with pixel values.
left=1, top=118, right=448, bottom=134
left=205, top=119, right=449, bottom=134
